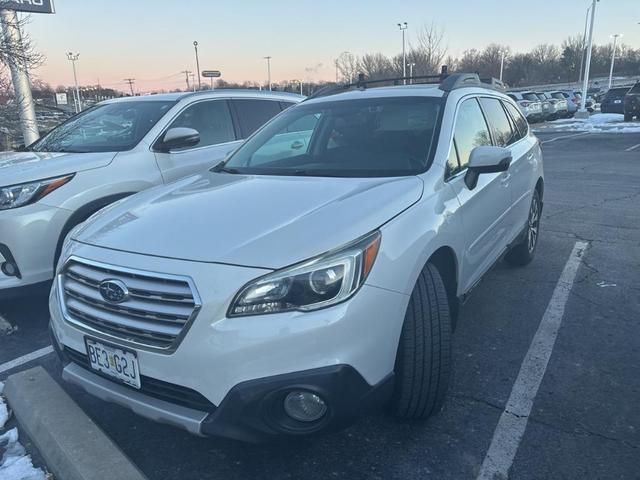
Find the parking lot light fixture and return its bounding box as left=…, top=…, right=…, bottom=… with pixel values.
left=407, top=62, right=415, bottom=84
left=608, top=34, right=622, bottom=89
left=66, top=52, right=81, bottom=113
left=264, top=56, right=272, bottom=91
left=397, top=22, right=408, bottom=85
left=193, top=41, right=201, bottom=91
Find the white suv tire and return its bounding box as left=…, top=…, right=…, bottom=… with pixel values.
left=505, top=188, right=542, bottom=267
left=390, top=263, right=452, bottom=419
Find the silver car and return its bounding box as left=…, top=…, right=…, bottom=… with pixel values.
left=507, top=92, right=543, bottom=123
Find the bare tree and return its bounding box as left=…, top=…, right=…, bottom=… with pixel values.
left=335, top=52, right=359, bottom=83
left=359, top=53, right=394, bottom=80
left=0, top=13, right=43, bottom=72
left=412, top=22, right=447, bottom=75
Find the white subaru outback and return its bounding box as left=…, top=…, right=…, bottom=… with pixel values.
left=49, top=73, right=544, bottom=442
left=0, top=90, right=301, bottom=297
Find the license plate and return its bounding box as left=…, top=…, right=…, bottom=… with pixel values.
left=614, top=100, right=622, bottom=104
left=85, top=338, right=141, bottom=389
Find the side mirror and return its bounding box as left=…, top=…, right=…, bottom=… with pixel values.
left=464, top=146, right=512, bottom=190
left=156, top=127, right=200, bottom=152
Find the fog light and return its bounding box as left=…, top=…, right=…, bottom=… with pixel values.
left=283, top=391, right=327, bottom=422
left=1, top=262, right=17, bottom=277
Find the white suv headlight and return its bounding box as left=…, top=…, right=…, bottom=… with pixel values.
left=228, top=231, right=381, bottom=317
left=0, top=174, right=74, bottom=211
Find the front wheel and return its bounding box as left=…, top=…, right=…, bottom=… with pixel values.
left=505, top=188, right=541, bottom=266
left=390, top=263, right=451, bottom=419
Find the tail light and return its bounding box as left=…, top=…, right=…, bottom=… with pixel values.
left=520, top=101, right=531, bottom=107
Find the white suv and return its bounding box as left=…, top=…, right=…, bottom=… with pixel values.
left=50, top=73, right=544, bottom=442
left=0, top=90, right=302, bottom=296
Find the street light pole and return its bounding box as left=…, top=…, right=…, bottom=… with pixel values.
left=578, top=4, right=592, bottom=84
left=193, top=41, right=201, bottom=90
left=264, top=56, right=272, bottom=91
left=407, top=62, right=415, bottom=84
left=0, top=9, right=39, bottom=145
left=397, top=22, right=408, bottom=85
left=578, top=0, right=597, bottom=117
left=66, top=52, right=81, bottom=113
left=608, top=33, right=622, bottom=89
left=499, top=50, right=505, bottom=81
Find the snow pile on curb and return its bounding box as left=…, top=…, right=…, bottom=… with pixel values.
left=535, top=113, right=640, bottom=133
left=0, top=382, right=47, bottom=480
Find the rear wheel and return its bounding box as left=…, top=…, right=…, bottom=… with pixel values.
left=624, top=113, right=633, bottom=122
left=390, top=263, right=451, bottom=419
left=505, top=188, right=541, bottom=266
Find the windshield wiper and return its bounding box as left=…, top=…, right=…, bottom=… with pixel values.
left=210, top=160, right=240, bottom=174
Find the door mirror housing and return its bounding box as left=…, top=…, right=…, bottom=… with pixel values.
left=464, top=146, right=512, bottom=190
left=156, top=127, right=200, bottom=152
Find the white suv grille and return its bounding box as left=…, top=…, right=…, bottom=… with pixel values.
left=59, top=257, right=201, bottom=352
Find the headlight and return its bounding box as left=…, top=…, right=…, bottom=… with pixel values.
left=228, top=231, right=381, bottom=317
left=0, top=174, right=74, bottom=211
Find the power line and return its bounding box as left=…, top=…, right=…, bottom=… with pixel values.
left=123, top=78, right=135, bottom=95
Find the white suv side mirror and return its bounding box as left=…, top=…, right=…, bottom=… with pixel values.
left=156, top=127, right=200, bottom=152
left=464, top=146, right=512, bottom=190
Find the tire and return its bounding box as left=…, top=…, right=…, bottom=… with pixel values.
left=624, top=113, right=633, bottom=122
left=505, top=188, right=541, bottom=267
left=390, top=263, right=451, bottom=419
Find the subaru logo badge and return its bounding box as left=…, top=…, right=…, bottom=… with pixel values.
left=99, top=279, right=129, bottom=304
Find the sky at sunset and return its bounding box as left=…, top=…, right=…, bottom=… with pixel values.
left=19, top=0, right=640, bottom=93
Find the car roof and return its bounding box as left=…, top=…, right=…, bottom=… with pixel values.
left=301, top=84, right=446, bottom=105
left=101, top=90, right=304, bottom=105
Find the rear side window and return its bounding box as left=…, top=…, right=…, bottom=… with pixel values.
left=503, top=101, right=528, bottom=139
left=479, top=97, right=515, bottom=146
left=550, top=92, right=565, bottom=100
left=232, top=99, right=282, bottom=138
left=451, top=98, right=491, bottom=172
left=166, top=100, right=236, bottom=150
left=280, top=101, right=296, bottom=111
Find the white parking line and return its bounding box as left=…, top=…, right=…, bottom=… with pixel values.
left=540, top=132, right=589, bottom=144
left=0, top=346, right=53, bottom=375
left=477, top=241, right=589, bottom=480
left=625, top=143, right=640, bottom=152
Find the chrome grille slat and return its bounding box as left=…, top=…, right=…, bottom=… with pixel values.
left=60, top=258, right=200, bottom=351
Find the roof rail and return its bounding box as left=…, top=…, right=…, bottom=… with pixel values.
left=305, top=67, right=507, bottom=101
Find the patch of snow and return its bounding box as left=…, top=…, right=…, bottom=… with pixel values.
left=534, top=113, right=640, bottom=134
left=0, top=385, right=47, bottom=480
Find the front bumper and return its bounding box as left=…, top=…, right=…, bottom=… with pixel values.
left=0, top=202, right=71, bottom=291
left=50, top=242, right=408, bottom=441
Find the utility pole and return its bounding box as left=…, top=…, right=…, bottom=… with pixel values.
left=193, top=41, right=201, bottom=90
left=397, top=22, right=408, bottom=84
left=577, top=0, right=597, bottom=117
left=66, top=52, right=81, bottom=113
left=124, top=78, right=135, bottom=96
left=608, top=33, right=622, bottom=89
left=0, top=8, right=39, bottom=144
left=181, top=70, right=192, bottom=91
left=407, top=62, right=415, bottom=84
left=264, top=56, right=272, bottom=91
left=499, top=50, right=505, bottom=81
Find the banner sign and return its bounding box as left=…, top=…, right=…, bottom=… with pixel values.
left=0, top=0, right=55, bottom=14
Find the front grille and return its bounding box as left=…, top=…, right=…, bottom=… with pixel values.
left=59, top=258, right=200, bottom=351
left=64, top=347, right=215, bottom=412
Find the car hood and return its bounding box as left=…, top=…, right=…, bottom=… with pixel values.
left=74, top=172, right=424, bottom=269
left=0, top=151, right=117, bottom=186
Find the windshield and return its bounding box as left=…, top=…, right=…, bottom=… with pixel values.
left=523, top=93, right=539, bottom=101
left=220, top=97, right=443, bottom=177
left=30, top=100, right=174, bottom=153
left=606, top=88, right=630, bottom=97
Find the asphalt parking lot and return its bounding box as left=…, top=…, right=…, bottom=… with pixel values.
left=1, top=130, right=639, bottom=480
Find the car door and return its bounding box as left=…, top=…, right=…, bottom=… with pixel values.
left=154, top=99, right=241, bottom=183
left=502, top=100, right=539, bottom=236
left=446, top=97, right=512, bottom=293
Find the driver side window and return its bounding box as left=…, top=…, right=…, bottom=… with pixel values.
left=166, top=100, right=236, bottom=151
left=447, top=98, right=491, bottom=179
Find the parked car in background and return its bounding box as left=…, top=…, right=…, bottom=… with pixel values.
left=507, top=92, right=543, bottom=123
left=50, top=73, right=544, bottom=442
left=0, top=90, right=303, bottom=297
left=601, top=87, right=631, bottom=114
left=522, top=91, right=550, bottom=121
left=573, top=91, right=595, bottom=112
left=559, top=91, right=581, bottom=116
left=545, top=92, right=570, bottom=118
left=623, top=82, right=640, bottom=121
left=535, top=92, right=563, bottom=120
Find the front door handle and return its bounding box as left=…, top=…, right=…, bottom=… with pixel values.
left=291, top=140, right=304, bottom=150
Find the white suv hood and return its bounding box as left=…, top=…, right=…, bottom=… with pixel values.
left=0, top=151, right=117, bottom=186
left=74, top=172, right=424, bottom=269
